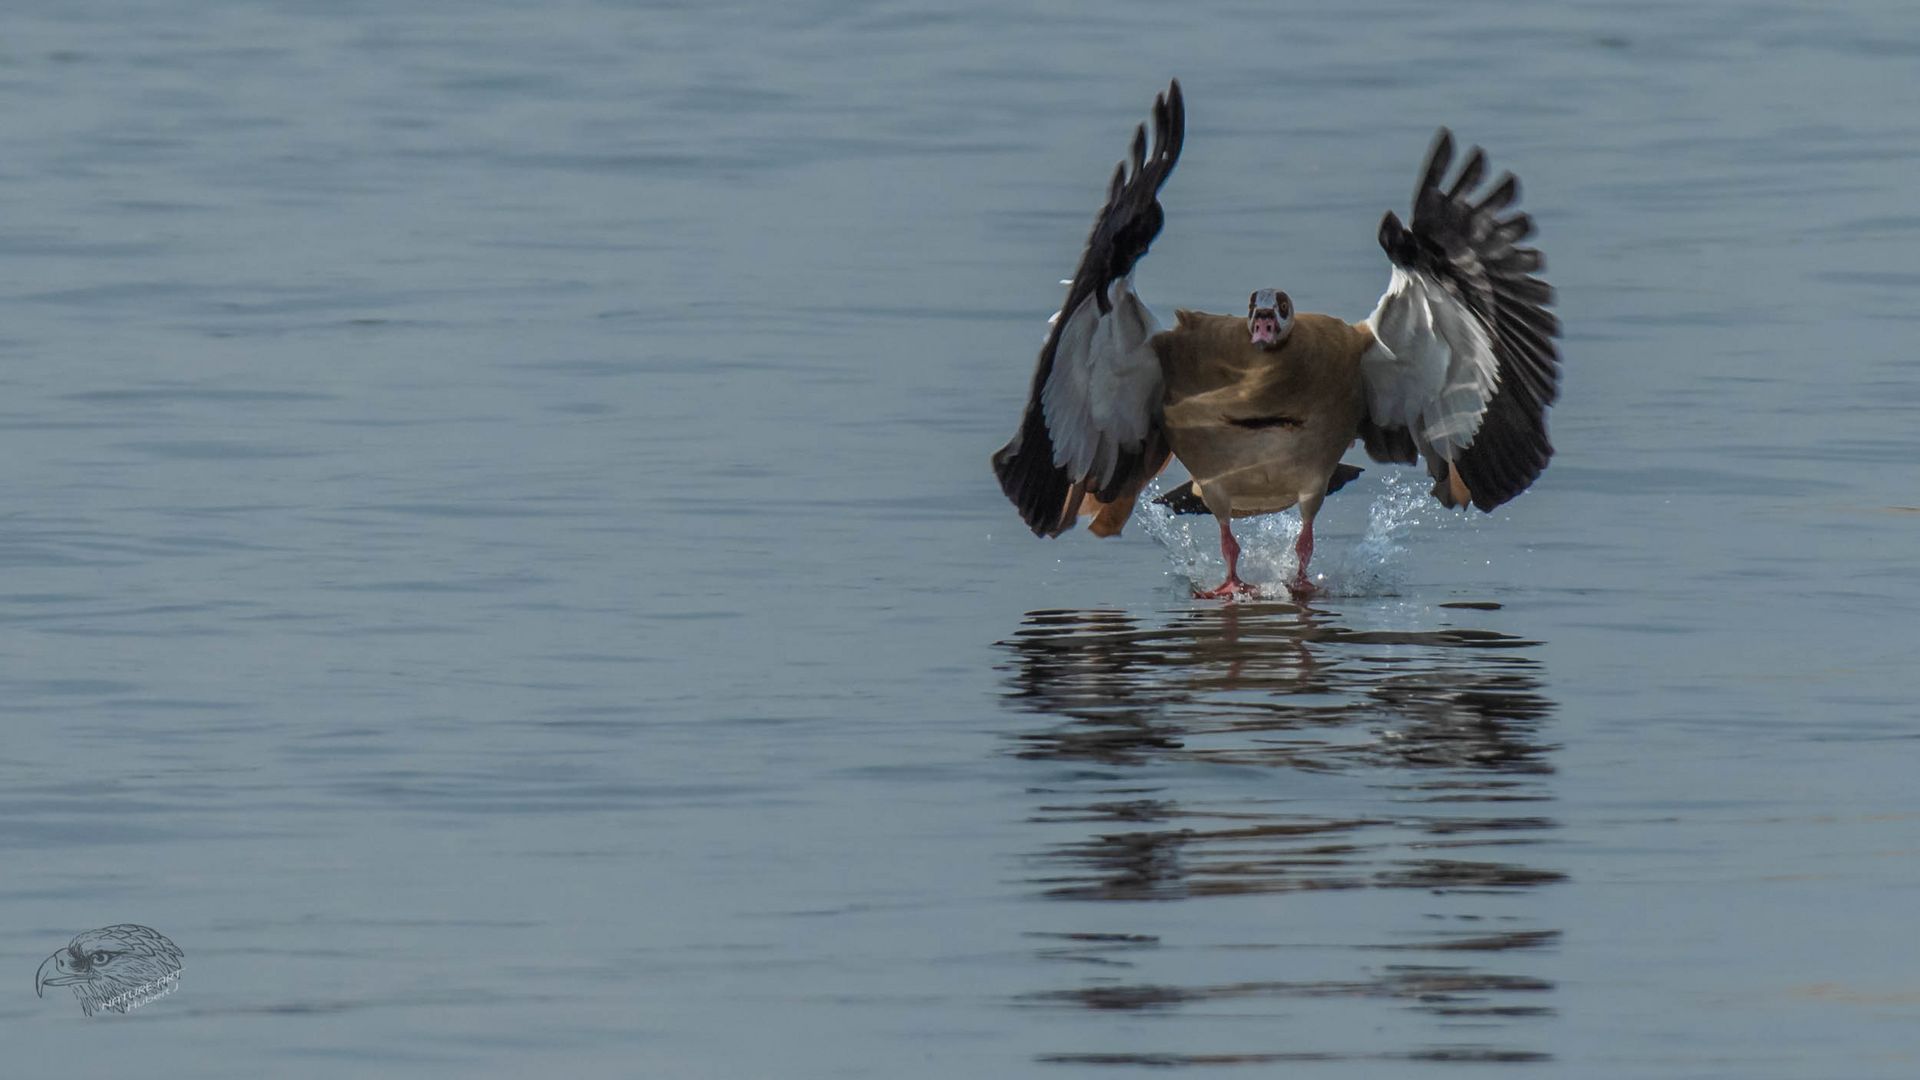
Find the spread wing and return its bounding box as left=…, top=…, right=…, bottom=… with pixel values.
left=991, top=80, right=1184, bottom=537
left=1359, top=130, right=1560, bottom=511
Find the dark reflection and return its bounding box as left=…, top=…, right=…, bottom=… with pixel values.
left=998, top=603, right=1562, bottom=1065
left=1037, top=1049, right=1553, bottom=1066
left=1023, top=964, right=1554, bottom=1013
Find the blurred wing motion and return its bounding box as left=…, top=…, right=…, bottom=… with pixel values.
left=1360, top=130, right=1560, bottom=511
left=991, top=80, right=1185, bottom=537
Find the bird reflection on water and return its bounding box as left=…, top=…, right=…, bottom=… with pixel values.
left=997, top=603, right=1563, bottom=1066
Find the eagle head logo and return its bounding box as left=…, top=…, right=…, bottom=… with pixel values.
left=36, top=924, right=184, bottom=1016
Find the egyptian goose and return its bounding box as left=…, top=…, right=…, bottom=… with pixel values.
left=991, top=80, right=1560, bottom=599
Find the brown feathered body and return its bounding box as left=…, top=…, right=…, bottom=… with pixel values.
left=1156, top=310, right=1371, bottom=520
left=1077, top=310, right=1375, bottom=534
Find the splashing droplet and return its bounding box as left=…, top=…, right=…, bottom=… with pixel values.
left=1141, top=471, right=1432, bottom=597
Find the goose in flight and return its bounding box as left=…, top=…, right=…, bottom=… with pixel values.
left=991, top=80, right=1560, bottom=599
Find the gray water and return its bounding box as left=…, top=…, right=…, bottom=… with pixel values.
left=6, top=1, right=1920, bottom=1076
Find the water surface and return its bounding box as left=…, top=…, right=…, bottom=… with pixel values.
left=6, top=1, right=1920, bottom=1076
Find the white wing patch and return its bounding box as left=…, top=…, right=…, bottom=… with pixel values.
left=1040, top=275, right=1163, bottom=489
left=1361, top=266, right=1500, bottom=460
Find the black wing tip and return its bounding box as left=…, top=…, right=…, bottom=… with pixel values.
left=1152, top=479, right=1208, bottom=516
left=1418, top=128, right=1455, bottom=196
left=1468, top=477, right=1526, bottom=514
left=1152, top=79, right=1185, bottom=177
left=1480, top=172, right=1520, bottom=213
left=1378, top=209, right=1412, bottom=264
left=1168, top=81, right=1185, bottom=155
left=1458, top=423, right=1555, bottom=513
left=991, top=439, right=1073, bottom=537
left=1445, top=146, right=1487, bottom=201
left=1467, top=470, right=1548, bottom=514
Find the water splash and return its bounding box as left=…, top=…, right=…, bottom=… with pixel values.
left=1139, top=470, right=1436, bottom=598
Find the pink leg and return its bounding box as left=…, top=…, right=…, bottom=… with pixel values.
left=1289, top=517, right=1317, bottom=600
left=1195, top=518, right=1257, bottom=600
